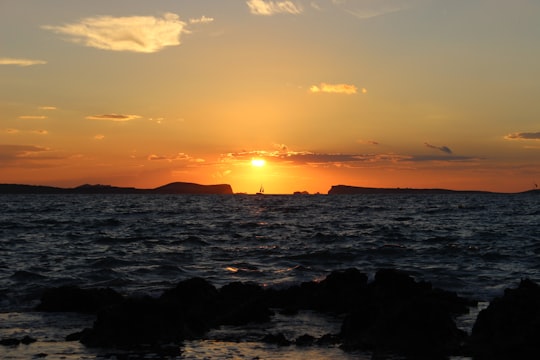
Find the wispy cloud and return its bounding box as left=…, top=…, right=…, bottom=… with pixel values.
left=39, top=106, right=57, bottom=110
left=0, top=57, right=47, bottom=66
left=424, top=142, right=453, bottom=154
left=94, top=134, right=105, bottom=140
left=43, top=13, right=187, bottom=53
left=224, top=143, right=479, bottom=168
left=407, top=154, right=477, bottom=162
left=504, top=132, right=540, bottom=141
left=18, top=115, right=48, bottom=120
left=309, top=82, right=359, bottom=95
left=0, top=144, right=49, bottom=164
left=247, top=0, right=303, bottom=15
left=4, top=129, right=20, bottom=134
left=189, top=15, right=214, bottom=24
left=148, top=153, right=204, bottom=163
left=332, top=0, right=424, bottom=20
left=224, top=146, right=405, bottom=166
left=357, top=139, right=379, bottom=145
left=3, top=128, right=48, bottom=135
left=86, top=114, right=141, bottom=122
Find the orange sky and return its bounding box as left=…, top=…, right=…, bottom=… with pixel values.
left=1, top=0, right=539, bottom=194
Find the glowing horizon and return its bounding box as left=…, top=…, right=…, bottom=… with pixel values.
left=1, top=1, right=539, bottom=194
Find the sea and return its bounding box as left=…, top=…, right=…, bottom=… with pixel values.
left=0, top=193, right=539, bottom=359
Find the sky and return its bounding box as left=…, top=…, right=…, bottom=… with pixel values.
left=1, top=0, right=539, bottom=194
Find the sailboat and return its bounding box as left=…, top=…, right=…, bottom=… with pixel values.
left=256, top=185, right=264, bottom=195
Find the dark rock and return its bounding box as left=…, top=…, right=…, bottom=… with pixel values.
left=60, top=269, right=476, bottom=357
left=0, top=336, right=37, bottom=346
left=312, top=268, right=368, bottom=313
left=267, top=268, right=368, bottom=314
left=295, top=334, right=315, bottom=346
left=21, top=335, right=37, bottom=345
left=0, top=338, right=21, bottom=346
left=468, top=278, right=540, bottom=359
left=81, top=278, right=220, bottom=348
left=316, top=333, right=341, bottom=346
left=159, top=277, right=220, bottom=334
left=81, top=295, right=185, bottom=347
left=36, top=286, right=123, bottom=313
left=261, top=333, right=291, bottom=346
left=340, top=269, right=470, bottom=357
left=217, top=282, right=273, bottom=325
left=267, top=281, right=318, bottom=313
left=66, top=330, right=86, bottom=342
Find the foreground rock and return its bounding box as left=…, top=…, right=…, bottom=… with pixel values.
left=57, top=278, right=271, bottom=348
left=44, top=268, right=540, bottom=358
left=468, top=278, right=540, bottom=359
left=338, top=269, right=472, bottom=358
left=36, top=285, right=124, bottom=313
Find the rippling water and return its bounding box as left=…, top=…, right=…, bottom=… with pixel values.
left=1, top=193, right=539, bottom=358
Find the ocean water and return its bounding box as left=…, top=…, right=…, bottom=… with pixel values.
left=0, top=193, right=539, bottom=359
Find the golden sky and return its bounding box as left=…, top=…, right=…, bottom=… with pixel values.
left=1, top=0, right=539, bottom=194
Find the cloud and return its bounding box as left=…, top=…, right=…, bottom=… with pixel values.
left=18, top=115, right=48, bottom=120
left=0, top=144, right=49, bottom=163
left=43, top=13, right=187, bottom=53
left=94, top=134, right=105, bottom=140
left=33, top=130, right=49, bottom=135
left=358, top=139, right=379, bottom=145
left=424, top=142, right=453, bottom=154
left=148, top=152, right=202, bottom=162
left=0, top=58, right=47, bottom=66
left=309, top=82, right=358, bottom=95
left=406, top=155, right=478, bottom=162
left=247, top=0, right=303, bottom=15
left=39, top=106, right=57, bottom=110
left=332, top=0, right=425, bottom=20
left=224, top=147, right=405, bottom=166
left=86, top=114, right=141, bottom=122
left=189, top=16, right=214, bottom=24
left=504, top=132, right=540, bottom=141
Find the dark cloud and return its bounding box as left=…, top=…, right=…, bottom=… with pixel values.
left=86, top=114, right=141, bottom=122
left=424, top=142, right=453, bottom=154
left=0, top=144, right=50, bottom=165
left=225, top=149, right=406, bottom=166
left=407, top=154, right=478, bottom=162
left=504, top=132, right=540, bottom=140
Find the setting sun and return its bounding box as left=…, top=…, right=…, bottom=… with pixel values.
left=251, top=158, right=266, bottom=167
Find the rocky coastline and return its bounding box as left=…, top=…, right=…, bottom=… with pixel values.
left=3, top=268, right=538, bottom=359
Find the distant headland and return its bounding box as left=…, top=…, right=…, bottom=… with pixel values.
left=328, top=184, right=539, bottom=195
left=0, top=183, right=538, bottom=195
left=0, top=182, right=233, bottom=195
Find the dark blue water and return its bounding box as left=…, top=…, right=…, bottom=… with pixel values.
left=0, top=193, right=539, bottom=358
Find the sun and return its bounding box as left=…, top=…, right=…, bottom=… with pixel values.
left=251, top=158, right=266, bottom=167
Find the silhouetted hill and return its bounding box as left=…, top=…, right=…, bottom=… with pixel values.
left=153, top=182, right=233, bottom=194
left=328, top=185, right=493, bottom=195
left=0, top=182, right=234, bottom=195
left=0, top=184, right=67, bottom=194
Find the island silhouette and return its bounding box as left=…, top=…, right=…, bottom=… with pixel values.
left=0, top=183, right=538, bottom=195
left=0, top=182, right=233, bottom=195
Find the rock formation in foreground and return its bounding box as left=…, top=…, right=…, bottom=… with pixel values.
left=34, top=268, right=492, bottom=359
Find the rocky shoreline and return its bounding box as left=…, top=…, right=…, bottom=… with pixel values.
left=4, top=268, right=539, bottom=359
